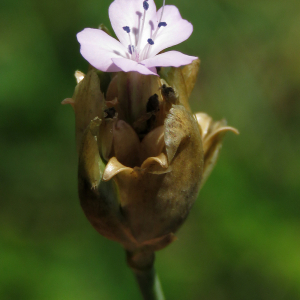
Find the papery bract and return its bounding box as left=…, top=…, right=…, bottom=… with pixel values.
left=62, top=57, right=238, bottom=254
left=77, top=0, right=198, bottom=75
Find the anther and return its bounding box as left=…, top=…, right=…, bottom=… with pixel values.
left=158, top=22, right=167, bottom=27
left=123, top=26, right=134, bottom=55
left=123, top=26, right=130, bottom=33
left=160, top=84, right=178, bottom=104
left=104, top=107, right=116, bottom=119
left=147, top=94, right=160, bottom=113
left=147, top=38, right=154, bottom=45
left=143, top=1, right=149, bottom=10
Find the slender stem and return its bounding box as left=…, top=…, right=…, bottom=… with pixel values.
left=127, top=250, right=166, bottom=300
left=133, top=266, right=165, bottom=300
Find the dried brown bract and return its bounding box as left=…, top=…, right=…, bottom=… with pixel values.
left=62, top=59, right=238, bottom=255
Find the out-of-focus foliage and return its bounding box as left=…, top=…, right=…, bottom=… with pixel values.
left=1, top=0, right=300, bottom=299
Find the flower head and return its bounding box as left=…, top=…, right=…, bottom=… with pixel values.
left=77, top=0, right=198, bottom=76
left=62, top=57, right=238, bottom=253
left=64, top=0, right=238, bottom=255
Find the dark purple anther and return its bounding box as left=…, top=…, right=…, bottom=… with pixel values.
left=143, top=1, right=149, bottom=10
left=147, top=38, right=154, bottom=45
left=128, top=45, right=135, bottom=54
left=158, top=22, right=167, bottom=27
left=123, top=26, right=130, bottom=33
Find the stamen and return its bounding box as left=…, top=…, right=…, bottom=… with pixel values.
left=150, top=0, right=166, bottom=43
left=158, top=0, right=166, bottom=25
left=141, top=0, right=166, bottom=60
left=158, top=22, right=167, bottom=27
left=123, top=26, right=134, bottom=56
left=143, top=1, right=149, bottom=10
left=136, top=0, right=149, bottom=54
left=123, top=26, right=130, bottom=33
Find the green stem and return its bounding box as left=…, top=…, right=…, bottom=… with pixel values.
left=133, top=266, right=165, bottom=300
left=127, top=250, right=166, bottom=300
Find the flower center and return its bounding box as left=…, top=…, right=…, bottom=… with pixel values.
left=122, top=0, right=167, bottom=62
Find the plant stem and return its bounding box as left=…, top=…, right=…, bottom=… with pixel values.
left=127, top=250, right=166, bottom=300
left=133, top=266, right=165, bottom=300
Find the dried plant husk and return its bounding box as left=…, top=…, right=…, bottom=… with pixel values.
left=63, top=59, right=238, bottom=254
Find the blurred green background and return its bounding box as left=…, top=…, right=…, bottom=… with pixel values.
left=1, top=0, right=300, bottom=299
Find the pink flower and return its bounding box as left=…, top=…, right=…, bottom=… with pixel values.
left=77, top=0, right=198, bottom=76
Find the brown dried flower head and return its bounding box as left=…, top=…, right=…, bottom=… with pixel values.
left=62, top=59, right=238, bottom=254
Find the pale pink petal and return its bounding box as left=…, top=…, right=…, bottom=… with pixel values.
left=148, top=66, right=157, bottom=74
left=109, top=0, right=157, bottom=51
left=77, top=28, right=128, bottom=72
left=147, top=5, right=193, bottom=57
left=142, top=51, right=198, bottom=68
left=112, top=57, right=158, bottom=75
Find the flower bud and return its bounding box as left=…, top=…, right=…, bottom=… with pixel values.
left=63, top=59, right=237, bottom=253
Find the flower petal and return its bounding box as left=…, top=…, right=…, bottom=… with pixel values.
left=77, top=28, right=128, bottom=72
left=147, top=5, right=193, bottom=57
left=142, top=51, right=198, bottom=68
left=112, top=57, right=158, bottom=75
left=109, top=0, right=157, bottom=51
